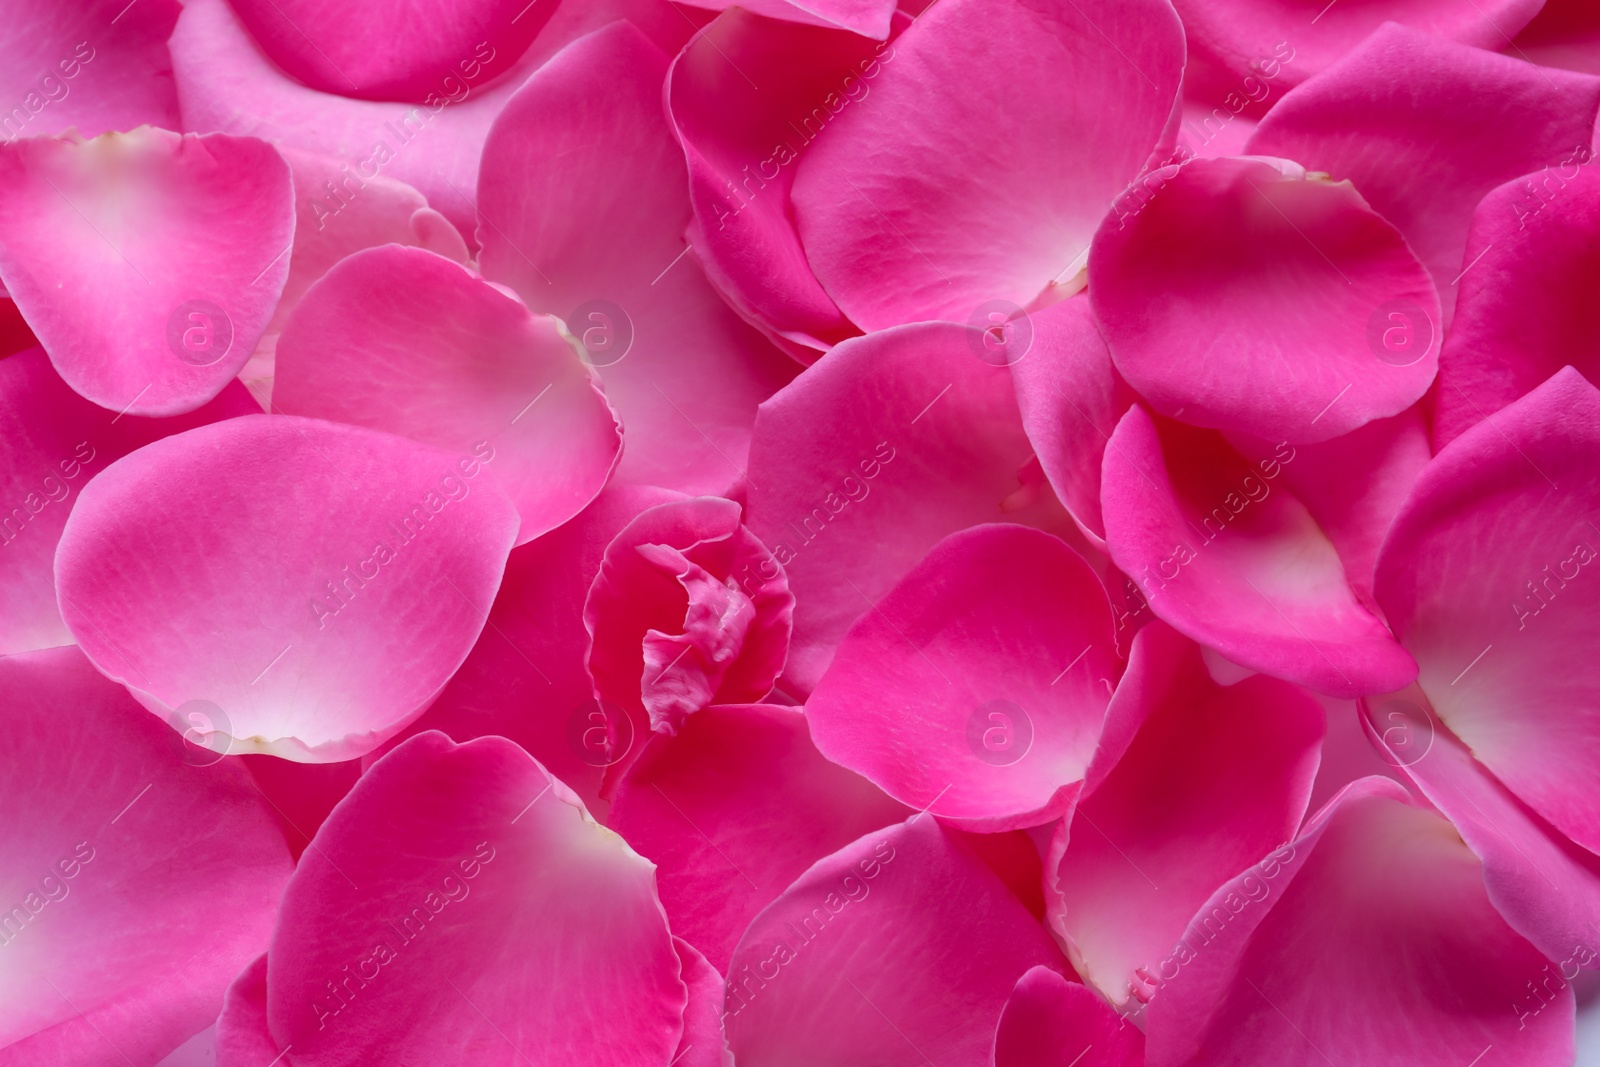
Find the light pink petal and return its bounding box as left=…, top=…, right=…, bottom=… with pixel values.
left=1514, top=0, right=1600, bottom=74
left=676, top=0, right=895, bottom=36
left=1048, top=622, right=1324, bottom=1007
left=1362, top=690, right=1600, bottom=975
left=1172, top=0, right=1542, bottom=104
left=724, top=816, right=1068, bottom=1066
left=1375, top=367, right=1600, bottom=853
left=224, top=0, right=554, bottom=101
left=1246, top=23, right=1600, bottom=319
left=0, top=346, right=257, bottom=655
left=806, top=524, right=1119, bottom=829
left=1010, top=295, right=1135, bottom=544
left=993, top=966, right=1143, bottom=1067
left=477, top=22, right=796, bottom=494
left=0, top=646, right=291, bottom=1064
left=1091, top=155, right=1440, bottom=443
left=274, top=244, right=621, bottom=545
left=1144, top=779, right=1574, bottom=1066
left=788, top=0, right=1184, bottom=331
left=55, top=414, right=519, bottom=762
left=672, top=937, right=734, bottom=1067
left=0, top=0, right=181, bottom=138
left=387, top=484, right=681, bottom=817
left=744, top=321, right=1078, bottom=694
left=1435, top=162, right=1600, bottom=448
left=1101, top=405, right=1415, bottom=697
left=610, top=703, right=912, bottom=970
left=0, top=127, right=292, bottom=415
left=668, top=11, right=875, bottom=356
left=265, top=731, right=686, bottom=1064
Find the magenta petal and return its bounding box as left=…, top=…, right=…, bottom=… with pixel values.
left=1375, top=367, right=1600, bottom=853
left=677, top=0, right=894, bottom=36
left=1144, top=779, right=1574, bottom=1066
left=274, top=245, right=621, bottom=545
left=1101, top=405, right=1415, bottom=697
left=744, top=321, right=1075, bottom=693
left=0, top=647, right=290, bottom=1063
left=0, top=347, right=257, bottom=655
left=0, top=0, right=182, bottom=138
left=672, top=936, right=734, bottom=1067
left=1514, top=0, right=1600, bottom=74
left=1435, top=162, right=1600, bottom=448
left=807, top=524, right=1119, bottom=829
left=610, top=703, right=912, bottom=970
left=0, top=128, right=292, bottom=415
left=55, top=415, right=519, bottom=762
left=724, top=816, right=1067, bottom=1066
left=214, top=955, right=280, bottom=1065
left=1091, top=156, right=1440, bottom=443
left=1247, top=23, right=1600, bottom=319
left=993, top=966, right=1143, bottom=1067
left=265, top=732, right=686, bottom=1064
left=1049, top=622, right=1324, bottom=1007
left=476, top=21, right=796, bottom=494
left=789, top=0, right=1184, bottom=330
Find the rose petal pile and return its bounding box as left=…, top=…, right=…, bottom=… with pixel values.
left=2, top=0, right=1599, bottom=1064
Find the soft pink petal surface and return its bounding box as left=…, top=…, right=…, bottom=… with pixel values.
left=675, top=0, right=895, bottom=37
left=993, top=966, right=1144, bottom=1067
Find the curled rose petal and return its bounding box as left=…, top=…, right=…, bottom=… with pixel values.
left=274, top=244, right=622, bottom=545
left=806, top=523, right=1119, bottom=830
left=672, top=936, right=734, bottom=1067
left=1090, top=155, right=1440, bottom=444
left=0, top=127, right=293, bottom=415
left=55, top=415, right=519, bottom=762
left=993, top=966, right=1143, bottom=1067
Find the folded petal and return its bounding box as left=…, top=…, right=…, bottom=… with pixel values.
left=676, top=0, right=894, bottom=37
left=672, top=937, right=734, bottom=1067
left=1091, top=156, right=1439, bottom=443
left=724, top=816, right=1067, bottom=1066
left=1513, top=0, right=1600, bottom=74
left=55, top=415, right=519, bottom=762
left=1144, top=779, right=1574, bottom=1067
left=264, top=731, right=686, bottom=1064
left=274, top=244, right=621, bottom=545
left=1247, top=23, right=1600, bottom=318
left=0, top=0, right=182, bottom=139
left=1101, top=405, right=1415, bottom=697
left=807, top=524, right=1118, bottom=829
left=1435, top=160, right=1600, bottom=448
left=789, top=0, right=1184, bottom=330
left=993, top=966, right=1143, bottom=1067
left=477, top=21, right=796, bottom=494
left=0, top=127, right=292, bottom=415
left=610, top=703, right=912, bottom=970
left=1375, top=367, right=1600, bottom=853
left=214, top=955, right=280, bottom=1065
left=1048, top=622, right=1324, bottom=1007
left=0, top=646, right=291, bottom=1064
left=744, top=321, right=1076, bottom=693
left=0, top=347, right=256, bottom=655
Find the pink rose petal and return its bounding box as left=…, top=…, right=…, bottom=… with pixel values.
left=993, top=966, right=1144, bottom=1067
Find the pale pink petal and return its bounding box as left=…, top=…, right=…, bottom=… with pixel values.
left=609, top=703, right=912, bottom=970
left=1091, top=156, right=1439, bottom=443
left=724, top=816, right=1068, bottom=1066
left=0, top=646, right=290, bottom=1064
left=1101, top=405, right=1415, bottom=697
left=1144, top=779, right=1574, bottom=1066
left=476, top=22, right=796, bottom=494
left=0, top=127, right=292, bottom=415
left=1362, top=690, right=1600, bottom=975
left=1247, top=23, right=1600, bottom=319
left=55, top=415, right=519, bottom=762
left=744, top=321, right=1078, bottom=694
left=0, top=0, right=181, bottom=139
left=1048, top=622, right=1324, bottom=1007
left=1435, top=162, right=1600, bottom=448
left=672, top=937, right=734, bottom=1067
left=224, top=0, right=555, bottom=101
left=993, top=966, right=1143, bottom=1067
left=1375, top=367, right=1600, bottom=853
left=789, top=0, right=1182, bottom=330
left=0, top=346, right=257, bottom=655
left=264, top=731, right=686, bottom=1064
left=806, top=524, right=1119, bottom=829
left=274, top=244, right=621, bottom=545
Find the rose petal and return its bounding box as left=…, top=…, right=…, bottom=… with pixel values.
left=1513, top=0, right=1600, bottom=74
left=675, top=0, right=895, bottom=37
left=55, top=414, right=519, bottom=762
left=993, top=966, right=1144, bottom=1067
left=672, top=936, right=734, bottom=1067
